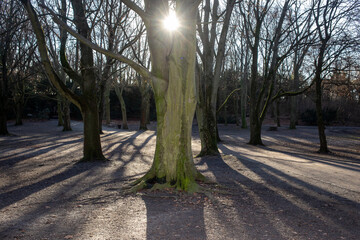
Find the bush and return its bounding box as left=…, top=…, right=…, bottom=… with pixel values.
left=300, top=108, right=337, bottom=126
left=301, top=109, right=317, bottom=125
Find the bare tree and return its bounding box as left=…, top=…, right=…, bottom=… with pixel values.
left=25, top=0, right=206, bottom=191
left=196, top=0, right=236, bottom=156
left=20, top=0, right=108, bottom=161
left=311, top=0, right=358, bottom=153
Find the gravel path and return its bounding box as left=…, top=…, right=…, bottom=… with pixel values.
left=0, top=120, right=359, bottom=240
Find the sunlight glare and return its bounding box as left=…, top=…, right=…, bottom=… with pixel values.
left=163, top=11, right=179, bottom=31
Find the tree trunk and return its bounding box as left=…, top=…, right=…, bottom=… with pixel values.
left=314, top=40, right=329, bottom=153
left=98, top=87, right=104, bottom=134
left=105, top=87, right=111, bottom=125
left=133, top=0, right=204, bottom=191
left=315, top=84, right=328, bottom=153
left=139, top=84, right=150, bottom=130
left=114, top=84, right=128, bottom=130
left=0, top=101, right=9, bottom=135
left=290, top=61, right=300, bottom=129
left=241, top=90, right=247, bottom=129
left=57, top=95, right=63, bottom=126
left=235, top=93, right=239, bottom=126
left=276, top=99, right=280, bottom=127
left=249, top=117, right=263, bottom=145
left=289, top=95, right=298, bottom=129
left=119, top=93, right=128, bottom=130
left=81, top=103, right=106, bottom=161
left=248, top=46, right=263, bottom=145
left=15, top=101, right=23, bottom=126
left=62, top=99, right=72, bottom=131
left=196, top=103, right=219, bottom=156
left=315, top=74, right=329, bottom=153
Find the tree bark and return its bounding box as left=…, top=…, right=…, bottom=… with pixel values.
left=131, top=0, right=205, bottom=191
left=235, top=93, right=239, bottom=126
left=0, top=102, right=9, bottom=135
left=105, top=87, right=111, bottom=125
left=57, top=95, right=63, bottom=126
left=81, top=103, right=105, bottom=161
left=15, top=101, right=23, bottom=126
left=61, top=99, right=72, bottom=131
left=314, top=44, right=329, bottom=153
left=114, top=84, right=128, bottom=130
left=139, top=80, right=150, bottom=131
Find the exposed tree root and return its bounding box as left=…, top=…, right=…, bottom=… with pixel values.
left=124, top=171, right=211, bottom=194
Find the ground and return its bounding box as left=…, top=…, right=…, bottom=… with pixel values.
left=0, top=120, right=359, bottom=240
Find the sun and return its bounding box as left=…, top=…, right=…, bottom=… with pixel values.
left=163, top=11, right=179, bottom=31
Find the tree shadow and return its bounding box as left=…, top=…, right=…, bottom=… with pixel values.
left=203, top=142, right=360, bottom=239
left=1, top=122, right=359, bottom=239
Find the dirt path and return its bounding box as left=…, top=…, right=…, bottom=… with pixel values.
left=0, top=120, right=359, bottom=240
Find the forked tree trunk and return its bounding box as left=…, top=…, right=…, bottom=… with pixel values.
left=134, top=0, right=205, bottom=191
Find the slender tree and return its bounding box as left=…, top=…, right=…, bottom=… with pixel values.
left=196, top=0, right=236, bottom=156
left=311, top=0, right=357, bottom=153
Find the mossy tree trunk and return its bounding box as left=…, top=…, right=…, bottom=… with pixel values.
left=131, top=0, right=205, bottom=191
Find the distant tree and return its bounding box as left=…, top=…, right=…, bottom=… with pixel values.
left=1, top=1, right=36, bottom=134
left=311, top=0, right=358, bottom=153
